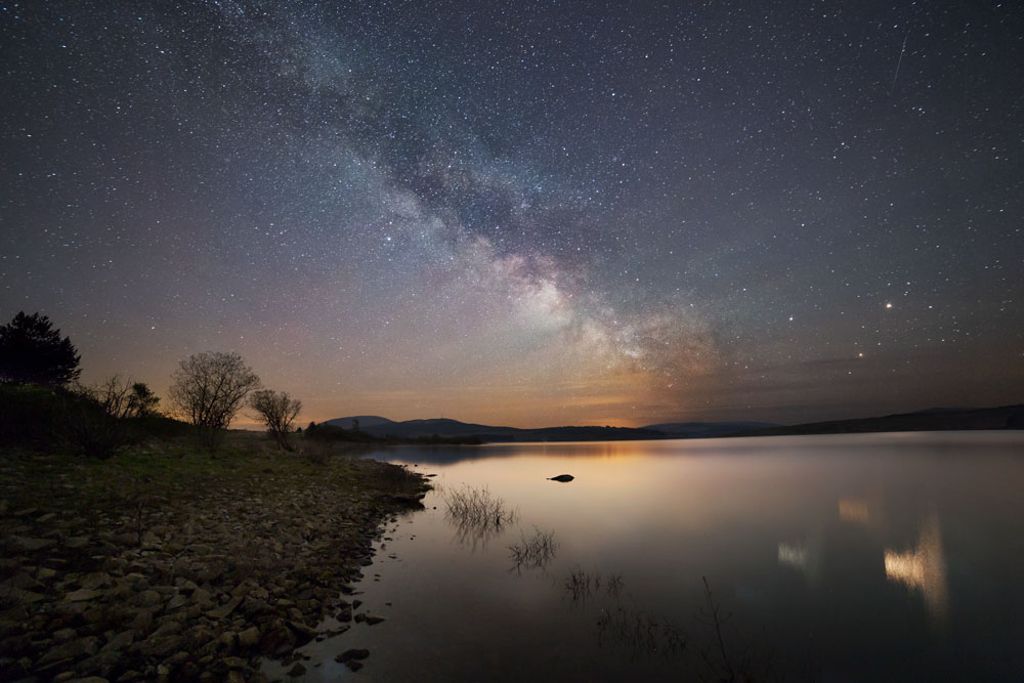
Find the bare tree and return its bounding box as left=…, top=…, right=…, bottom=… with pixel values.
left=90, top=375, right=135, bottom=419
left=169, top=352, right=260, bottom=446
left=88, top=376, right=161, bottom=419
left=249, top=389, right=302, bottom=450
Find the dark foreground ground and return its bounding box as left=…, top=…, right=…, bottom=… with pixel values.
left=0, top=433, right=428, bottom=682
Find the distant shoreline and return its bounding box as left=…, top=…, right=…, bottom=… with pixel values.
left=315, top=404, right=1023, bottom=445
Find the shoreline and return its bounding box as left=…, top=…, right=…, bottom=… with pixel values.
left=0, top=434, right=429, bottom=681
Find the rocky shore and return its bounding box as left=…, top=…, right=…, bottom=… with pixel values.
left=0, top=435, right=429, bottom=682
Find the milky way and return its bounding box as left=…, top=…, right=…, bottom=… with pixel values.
left=2, top=1, right=1022, bottom=425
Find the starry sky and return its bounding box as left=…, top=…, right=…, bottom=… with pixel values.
left=2, top=1, right=1022, bottom=427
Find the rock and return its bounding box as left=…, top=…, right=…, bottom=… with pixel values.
left=221, top=656, right=247, bottom=669
left=287, top=662, right=306, bottom=677
left=129, top=609, right=154, bottom=632
left=64, top=589, right=103, bottom=602
left=9, top=536, right=56, bottom=552
left=77, top=649, right=123, bottom=677
left=2, top=572, right=39, bottom=591
left=137, top=634, right=183, bottom=659
left=165, top=593, right=189, bottom=611
left=336, top=648, right=370, bottom=662
left=150, top=620, right=182, bottom=638
left=80, top=572, right=112, bottom=589
left=83, top=605, right=108, bottom=625
left=54, top=628, right=77, bottom=642
left=124, top=573, right=149, bottom=590
left=216, top=631, right=237, bottom=652
left=136, top=590, right=163, bottom=607
left=5, top=588, right=45, bottom=605
left=336, top=647, right=369, bottom=671
left=205, top=595, right=242, bottom=620
left=364, top=615, right=385, bottom=625
left=240, top=596, right=272, bottom=617
left=100, top=630, right=135, bottom=654
left=236, top=627, right=260, bottom=649
left=190, top=588, right=214, bottom=609
left=185, top=625, right=216, bottom=651
left=38, top=636, right=100, bottom=666
left=547, top=474, right=575, bottom=482
left=257, top=621, right=295, bottom=656
left=286, top=620, right=317, bottom=645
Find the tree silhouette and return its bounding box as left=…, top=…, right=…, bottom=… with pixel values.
left=87, top=376, right=161, bottom=419
left=0, top=311, right=81, bottom=387
left=128, top=382, right=160, bottom=417
left=169, top=351, right=260, bottom=446
left=250, top=389, right=302, bottom=450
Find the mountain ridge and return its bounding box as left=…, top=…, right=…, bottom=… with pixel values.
left=321, top=416, right=775, bottom=441
left=320, top=404, right=1024, bottom=442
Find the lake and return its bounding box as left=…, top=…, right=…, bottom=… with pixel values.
left=268, top=432, right=1024, bottom=681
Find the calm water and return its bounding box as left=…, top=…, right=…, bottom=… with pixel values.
left=269, top=432, right=1024, bottom=682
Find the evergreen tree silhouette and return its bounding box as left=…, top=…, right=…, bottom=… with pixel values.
left=0, top=311, right=81, bottom=387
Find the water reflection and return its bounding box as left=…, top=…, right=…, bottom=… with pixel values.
left=777, top=541, right=808, bottom=569
left=596, top=605, right=687, bottom=661
left=316, top=433, right=1024, bottom=682
left=561, top=565, right=622, bottom=602
left=779, top=499, right=951, bottom=628
left=508, top=527, right=558, bottom=573
left=838, top=497, right=871, bottom=523
left=884, top=513, right=949, bottom=624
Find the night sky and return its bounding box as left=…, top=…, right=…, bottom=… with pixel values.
left=2, top=1, right=1022, bottom=427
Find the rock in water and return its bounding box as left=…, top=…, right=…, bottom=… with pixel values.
left=547, top=474, right=575, bottom=482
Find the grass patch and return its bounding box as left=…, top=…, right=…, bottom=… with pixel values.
left=0, top=430, right=416, bottom=521
left=444, top=485, right=516, bottom=529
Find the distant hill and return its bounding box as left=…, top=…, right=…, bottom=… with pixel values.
left=739, top=404, right=1024, bottom=437
left=323, top=416, right=667, bottom=442
left=321, top=404, right=1023, bottom=444
left=324, top=415, right=395, bottom=430
left=643, top=421, right=779, bottom=438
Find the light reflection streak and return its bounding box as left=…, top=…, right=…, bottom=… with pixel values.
left=884, top=513, right=949, bottom=624
left=838, top=498, right=870, bottom=524
left=777, top=542, right=808, bottom=569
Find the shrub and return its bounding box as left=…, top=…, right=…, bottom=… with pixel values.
left=0, top=383, right=127, bottom=458
left=0, top=383, right=64, bottom=449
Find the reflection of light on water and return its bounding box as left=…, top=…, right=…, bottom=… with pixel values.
left=884, top=514, right=949, bottom=624
left=884, top=552, right=923, bottom=583
left=777, top=542, right=808, bottom=569
left=838, top=498, right=870, bottom=523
